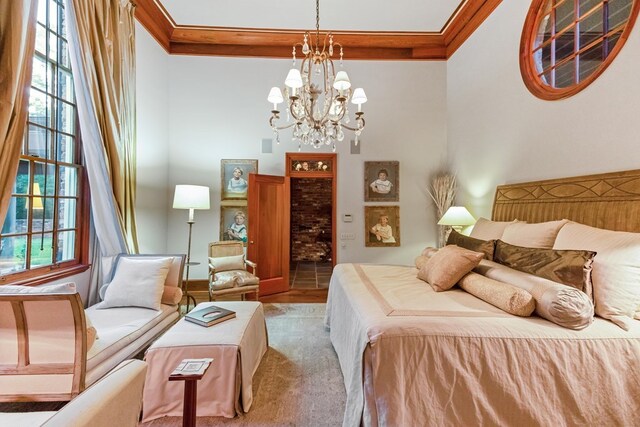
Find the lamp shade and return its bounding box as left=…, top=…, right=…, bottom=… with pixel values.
left=437, top=206, right=476, bottom=226
left=333, top=71, right=351, bottom=91
left=351, top=88, right=367, bottom=105
left=285, top=69, right=303, bottom=89
left=267, top=87, right=284, bottom=104
left=173, top=185, right=210, bottom=210
left=32, top=183, right=43, bottom=210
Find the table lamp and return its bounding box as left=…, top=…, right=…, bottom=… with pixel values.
left=437, top=206, right=476, bottom=233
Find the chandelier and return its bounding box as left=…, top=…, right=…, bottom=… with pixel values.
left=267, top=0, right=367, bottom=152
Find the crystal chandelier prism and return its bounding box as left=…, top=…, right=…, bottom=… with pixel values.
left=267, top=0, right=367, bottom=152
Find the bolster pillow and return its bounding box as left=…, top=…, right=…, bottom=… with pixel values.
left=458, top=272, right=535, bottom=317
left=161, top=286, right=183, bottom=305
left=474, top=260, right=594, bottom=330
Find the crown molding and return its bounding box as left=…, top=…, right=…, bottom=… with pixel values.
left=134, top=0, right=502, bottom=60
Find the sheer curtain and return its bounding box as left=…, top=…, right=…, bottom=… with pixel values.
left=0, top=0, right=38, bottom=223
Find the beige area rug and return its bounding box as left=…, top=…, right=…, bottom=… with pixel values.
left=140, top=303, right=346, bottom=427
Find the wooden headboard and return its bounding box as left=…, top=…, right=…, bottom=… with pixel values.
left=492, top=169, right=640, bottom=233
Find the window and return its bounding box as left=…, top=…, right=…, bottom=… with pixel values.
left=520, top=0, right=640, bottom=100
left=0, top=0, right=88, bottom=284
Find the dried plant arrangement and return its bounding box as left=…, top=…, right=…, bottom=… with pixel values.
left=427, top=173, right=457, bottom=247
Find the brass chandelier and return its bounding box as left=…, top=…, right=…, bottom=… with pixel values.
left=267, top=0, right=367, bottom=151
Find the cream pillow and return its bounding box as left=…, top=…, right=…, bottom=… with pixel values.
left=161, top=286, right=183, bottom=305
left=0, top=282, right=77, bottom=294
left=209, top=254, right=245, bottom=272
left=100, top=257, right=172, bottom=310
left=554, top=222, right=640, bottom=330
left=458, top=272, right=535, bottom=317
left=501, top=219, right=569, bottom=249
left=469, top=218, right=519, bottom=241
left=417, top=245, right=484, bottom=292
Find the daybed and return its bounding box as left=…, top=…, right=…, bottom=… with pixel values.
left=325, top=170, right=640, bottom=427
left=0, top=254, right=185, bottom=402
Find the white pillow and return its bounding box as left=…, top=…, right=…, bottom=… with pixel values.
left=554, top=222, right=640, bottom=330
left=501, top=219, right=569, bottom=249
left=0, top=282, right=76, bottom=294
left=469, top=218, right=520, bottom=241
left=100, top=257, right=172, bottom=310
left=209, top=254, right=245, bottom=272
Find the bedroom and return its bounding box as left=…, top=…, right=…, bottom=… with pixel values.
left=1, top=0, right=639, bottom=426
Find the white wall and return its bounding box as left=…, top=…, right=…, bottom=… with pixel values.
left=135, top=22, right=171, bottom=253
left=157, top=56, right=448, bottom=278
left=447, top=1, right=640, bottom=219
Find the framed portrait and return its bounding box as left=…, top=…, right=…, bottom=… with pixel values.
left=221, top=159, right=258, bottom=201
left=220, top=205, right=249, bottom=246
left=365, top=205, right=400, bottom=247
left=364, top=161, right=399, bottom=202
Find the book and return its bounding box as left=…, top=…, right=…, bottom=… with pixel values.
left=171, top=358, right=213, bottom=377
left=185, top=305, right=236, bottom=327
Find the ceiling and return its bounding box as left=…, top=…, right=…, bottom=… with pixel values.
left=134, top=0, right=503, bottom=60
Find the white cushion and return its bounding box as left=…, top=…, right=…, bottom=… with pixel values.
left=469, top=218, right=519, bottom=241
left=0, top=282, right=76, bottom=294
left=501, top=219, right=568, bottom=249
left=554, top=222, right=640, bottom=330
left=209, top=254, right=245, bottom=272
left=100, top=258, right=172, bottom=311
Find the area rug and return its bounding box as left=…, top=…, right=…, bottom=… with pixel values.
left=140, top=303, right=346, bottom=427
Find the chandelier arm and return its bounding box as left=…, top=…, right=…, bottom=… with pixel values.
left=270, top=117, right=298, bottom=131
left=340, top=120, right=365, bottom=132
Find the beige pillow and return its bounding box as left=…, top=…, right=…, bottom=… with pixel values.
left=501, top=219, right=568, bottom=249
left=209, top=254, right=245, bottom=272
left=469, top=217, right=519, bottom=241
left=85, top=315, right=98, bottom=351
left=554, top=221, right=640, bottom=330
left=458, top=272, right=535, bottom=317
left=414, top=255, right=430, bottom=270
left=417, top=245, right=484, bottom=292
left=161, top=286, right=183, bottom=305
left=420, top=247, right=439, bottom=257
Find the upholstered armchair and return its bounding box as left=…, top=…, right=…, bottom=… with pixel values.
left=208, top=241, right=259, bottom=301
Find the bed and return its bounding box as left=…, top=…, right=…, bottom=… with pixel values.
left=325, top=169, right=640, bottom=427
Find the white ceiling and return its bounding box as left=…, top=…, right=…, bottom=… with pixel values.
left=159, top=0, right=465, bottom=32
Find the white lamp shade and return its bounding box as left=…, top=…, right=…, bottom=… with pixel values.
left=437, top=206, right=476, bottom=226
left=351, top=88, right=367, bottom=105
left=173, top=185, right=210, bottom=210
left=32, top=182, right=43, bottom=210
left=285, top=69, right=303, bottom=89
left=267, top=87, right=284, bottom=104
left=333, top=71, right=351, bottom=91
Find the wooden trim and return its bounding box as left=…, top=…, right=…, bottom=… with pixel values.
left=0, top=263, right=91, bottom=286
left=11, top=301, right=29, bottom=368
left=134, top=0, right=499, bottom=60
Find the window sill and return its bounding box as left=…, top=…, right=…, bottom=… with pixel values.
left=0, top=263, right=91, bottom=287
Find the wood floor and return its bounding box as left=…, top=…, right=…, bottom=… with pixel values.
left=185, top=282, right=328, bottom=305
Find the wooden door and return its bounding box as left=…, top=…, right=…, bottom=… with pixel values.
left=247, top=174, right=290, bottom=296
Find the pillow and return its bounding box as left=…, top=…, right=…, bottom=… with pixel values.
left=458, top=272, right=535, bottom=317
left=494, top=240, right=596, bottom=298
left=209, top=254, right=245, bottom=272
left=554, top=222, right=640, bottom=330
left=474, top=259, right=594, bottom=330
left=469, top=217, right=519, bottom=240
left=447, top=229, right=495, bottom=259
left=0, top=282, right=76, bottom=294
left=85, top=315, right=98, bottom=351
left=100, top=257, right=172, bottom=310
left=501, top=219, right=569, bottom=249
left=161, top=286, right=183, bottom=305
left=421, top=246, right=439, bottom=257
left=415, top=255, right=430, bottom=270
left=417, top=245, right=484, bottom=292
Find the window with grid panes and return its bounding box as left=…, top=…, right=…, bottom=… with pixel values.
left=520, top=0, right=639, bottom=100
left=0, top=0, right=88, bottom=283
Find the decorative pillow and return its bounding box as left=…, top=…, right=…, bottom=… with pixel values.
left=447, top=229, right=496, bottom=259
left=85, top=315, right=98, bottom=351
left=209, top=254, right=245, bottom=272
left=0, top=282, right=76, bottom=294
left=554, top=221, right=640, bottom=330
left=233, top=270, right=259, bottom=286
left=494, top=240, right=596, bottom=298
left=469, top=217, right=519, bottom=241
left=100, top=257, right=172, bottom=310
left=161, top=286, right=183, bottom=305
left=415, top=255, right=430, bottom=270
left=211, top=271, right=238, bottom=290
left=501, top=219, right=569, bottom=249
left=420, top=247, right=439, bottom=257
left=474, top=259, right=594, bottom=330
left=417, top=245, right=484, bottom=292
left=458, top=272, right=535, bottom=317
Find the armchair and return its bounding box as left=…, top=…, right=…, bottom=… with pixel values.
left=208, top=241, right=259, bottom=301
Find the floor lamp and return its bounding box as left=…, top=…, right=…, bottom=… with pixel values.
left=173, top=185, right=210, bottom=312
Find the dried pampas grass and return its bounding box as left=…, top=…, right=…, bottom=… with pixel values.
left=427, top=173, right=456, bottom=247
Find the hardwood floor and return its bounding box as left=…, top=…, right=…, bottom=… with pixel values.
left=184, top=281, right=328, bottom=305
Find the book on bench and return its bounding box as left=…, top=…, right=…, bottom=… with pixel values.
left=185, top=305, right=236, bottom=327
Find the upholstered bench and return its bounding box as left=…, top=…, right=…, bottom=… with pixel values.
left=141, top=301, right=268, bottom=422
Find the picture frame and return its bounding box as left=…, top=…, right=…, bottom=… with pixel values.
left=220, top=205, right=249, bottom=246
left=221, top=159, right=258, bottom=201
left=364, top=161, right=399, bottom=202
left=364, top=205, right=400, bottom=247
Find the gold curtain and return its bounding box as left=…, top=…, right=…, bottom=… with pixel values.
left=0, top=0, right=38, bottom=225
left=69, top=0, right=139, bottom=252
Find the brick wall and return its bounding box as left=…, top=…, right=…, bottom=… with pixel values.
left=290, top=178, right=332, bottom=262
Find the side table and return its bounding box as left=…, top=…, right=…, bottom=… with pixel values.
left=169, top=360, right=211, bottom=427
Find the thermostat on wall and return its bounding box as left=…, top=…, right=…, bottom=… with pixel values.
left=343, top=214, right=353, bottom=223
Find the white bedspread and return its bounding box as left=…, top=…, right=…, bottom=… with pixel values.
left=325, top=263, right=640, bottom=427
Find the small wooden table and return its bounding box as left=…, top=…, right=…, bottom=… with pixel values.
left=169, top=361, right=211, bottom=427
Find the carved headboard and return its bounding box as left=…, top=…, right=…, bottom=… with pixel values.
left=492, top=169, right=640, bottom=233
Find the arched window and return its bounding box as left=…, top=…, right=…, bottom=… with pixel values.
left=520, top=0, right=640, bottom=100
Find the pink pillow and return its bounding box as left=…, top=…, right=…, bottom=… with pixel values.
left=418, top=245, right=485, bottom=292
